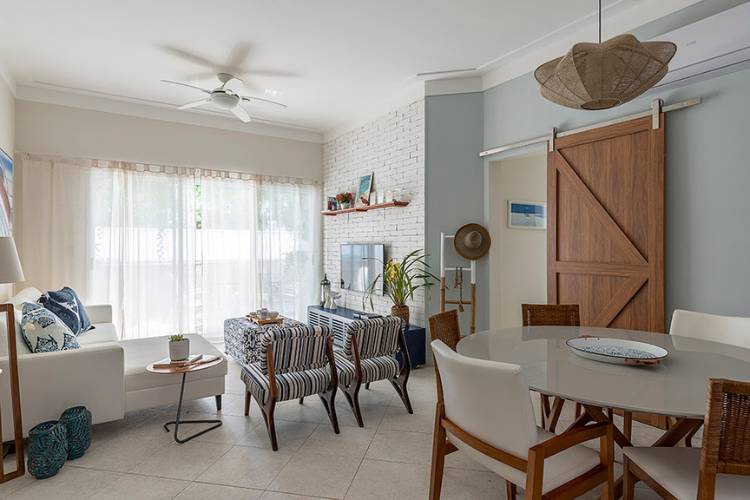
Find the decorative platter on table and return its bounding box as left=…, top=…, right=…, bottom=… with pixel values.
left=566, top=336, right=668, bottom=366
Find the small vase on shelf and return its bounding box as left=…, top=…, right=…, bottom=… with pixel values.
left=391, top=304, right=410, bottom=327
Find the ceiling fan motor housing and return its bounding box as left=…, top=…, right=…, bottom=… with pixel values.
left=211, top=90, right=240, bottom=109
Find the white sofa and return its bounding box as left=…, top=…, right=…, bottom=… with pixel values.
left=0, top=287, right=227, bottom=441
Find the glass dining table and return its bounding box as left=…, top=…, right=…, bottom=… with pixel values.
left=457, top=325, right=750, bottom=497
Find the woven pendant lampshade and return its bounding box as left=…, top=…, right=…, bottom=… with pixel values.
left=535, top=33, right=676, bottom=110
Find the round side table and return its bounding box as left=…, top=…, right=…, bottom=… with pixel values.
left=147, top=357, right=223, bottom=443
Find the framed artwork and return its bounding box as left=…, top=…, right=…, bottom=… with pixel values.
left=356, top=172, right=373, bottom=206
left=326, top=196, right=337, bottom=211
left=0, top=148, right=12, bottom=236
left=508, top=200, right=546, bottom=230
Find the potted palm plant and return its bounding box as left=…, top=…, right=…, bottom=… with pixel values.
left=364, top=249, right=437, bottom=326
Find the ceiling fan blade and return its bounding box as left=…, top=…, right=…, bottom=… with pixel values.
left=222, top=77, right=244, bottom=94
left=178, top=98, right=211, bottom=110
left=161, top=79, right=211, bottom=93
left=241, top=95, right=288, bottom=108
left=231, top=105, right=251, bottom=123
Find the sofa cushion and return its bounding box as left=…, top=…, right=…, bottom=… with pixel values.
left=76, top=323, right=118, bottom=346
left=39, top=287, right=92, bottom=334
left=20, top=302, right=80, bottom=353
left=121, top=334, right=227, bottom=392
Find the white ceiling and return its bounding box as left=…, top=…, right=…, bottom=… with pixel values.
left=0, top=0, right=699, bottom=138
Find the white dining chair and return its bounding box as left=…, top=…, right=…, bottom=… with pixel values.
left=670, top=309, right=750, bottom=350
left=429, top=340, right=614, bottom=500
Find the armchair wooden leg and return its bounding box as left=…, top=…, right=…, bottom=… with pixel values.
left=429, top=405, right=447, bottom=500
left=215, top=394, right=222, bottom=412
left=622, top=457, right=635, bottom=500
left=365, top=382, right=370, bottom=390
left=525, top=448, right=544, bottom=500
left=391, top=373, right=413, bottom=414
left=684, top=424, right=700, bottom=447
left=262, top=400, right=279, bottom=451
left=318, top=388, right=340, bottom=434
left=244, top=391, right=251, bottom=416
left=343, top=383, right=365, bottom=427
left=299, top=397, right=304, bottom=404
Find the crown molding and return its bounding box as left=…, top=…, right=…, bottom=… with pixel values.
left=480, top=0, right=704, bottom=91
left=15, top=83, right=324, bottom=143
left=425, top=77, right=483, bottom=97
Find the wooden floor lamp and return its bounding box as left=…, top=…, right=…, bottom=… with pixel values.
left=0, top=236, right=25, bottom=481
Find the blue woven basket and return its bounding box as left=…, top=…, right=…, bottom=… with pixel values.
left=59, top=406, right=92, bottom=459
left=27, top=420, right=67, bottom=479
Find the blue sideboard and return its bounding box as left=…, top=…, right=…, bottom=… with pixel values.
left=307, top=305, right=426, bottom=368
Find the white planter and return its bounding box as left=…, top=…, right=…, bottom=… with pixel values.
left=169, top=339, right=190, bottom=361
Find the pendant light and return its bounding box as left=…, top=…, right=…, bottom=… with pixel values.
left=534, top=0, right=676, bottom=110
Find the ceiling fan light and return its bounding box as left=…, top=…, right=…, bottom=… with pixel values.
left=534, top=34, right=676, bottom=110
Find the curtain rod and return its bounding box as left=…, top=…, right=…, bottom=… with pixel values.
left=479, top=97, right=701, bottom=158
left=18, top=152, right=320, bottom=186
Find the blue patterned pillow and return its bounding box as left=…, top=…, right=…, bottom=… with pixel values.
left=39, top=287, right=92, bottom=335
left=21, top=303, right=80, bottom=353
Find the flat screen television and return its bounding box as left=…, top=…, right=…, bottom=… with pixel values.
left=340, top=243, right=384, bottom=294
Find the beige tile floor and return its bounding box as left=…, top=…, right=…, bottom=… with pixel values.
left=0, top=358, right=670, bottom=499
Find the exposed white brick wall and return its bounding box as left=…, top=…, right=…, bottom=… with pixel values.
left=323, top=100, right=426, bottom=326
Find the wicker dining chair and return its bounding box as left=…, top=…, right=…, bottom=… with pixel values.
left=521, top=304, right=583, bottom=431
left=428, top=309, right=462, bottom=351
left=623, top=378, right=750, bottom=500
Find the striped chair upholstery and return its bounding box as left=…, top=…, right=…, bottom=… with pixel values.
left=241, top=326, right=334, bottom=405
left=335, top=317, right=402, bottom=386
left=334, top=316, right=413, bottom=426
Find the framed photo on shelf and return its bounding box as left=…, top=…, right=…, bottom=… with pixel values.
left=508, top=200, right=546, bottom=230
left=357, top=173, right=373, bottom=207
left=326, top=196, right=337, bottom=211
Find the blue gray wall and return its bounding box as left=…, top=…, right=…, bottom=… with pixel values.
left=425, top=0, right=750, bottom=333
left=424, top=92, right=487, bottom=333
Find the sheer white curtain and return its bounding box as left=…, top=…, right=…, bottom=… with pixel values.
left=17, top=154, right=320, bottom=339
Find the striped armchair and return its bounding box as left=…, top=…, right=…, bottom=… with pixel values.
left=241, top=325, right=339, bottom=450
left=334, top=316, right=413, bottom=427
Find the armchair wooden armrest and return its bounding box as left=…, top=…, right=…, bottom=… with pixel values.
left=531, top=421, right=612, bottom=459
left=526, top=422, right=615, bottom=500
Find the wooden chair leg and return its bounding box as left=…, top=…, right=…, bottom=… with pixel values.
left=244, top=391, right=251, bottom=416
left=623, top=411, right=633, bottom=441
left=623, top=457, right=635, bottom=500
left=215, top=394, right=222, bottom=412
left=505, top=481, right=517, bottom=500
left=429, top=406, right=447, bottom=500
left=575, top=402, right=582, bottom=418
left=342, top=382, right=365, bottom=427
left=299, top=397, right=304, bottom=404
left=684, top=424, right=700, bottom=447
left=391, top=376, right=413, bottom=414
left=262, top=400, right=278, bottom=451
left=318, top=389, right=340, bottom=434
left=365, top=382, right=370, bottom=390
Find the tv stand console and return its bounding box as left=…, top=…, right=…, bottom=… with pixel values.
left=307, top=305, right=426, bottom=367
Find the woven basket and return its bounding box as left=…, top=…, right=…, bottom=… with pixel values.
left=28, top=420, right=68, bottom=479
left=59, top=406, right=92, bottom=459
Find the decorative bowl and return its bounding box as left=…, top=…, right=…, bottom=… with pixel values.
left=566, top=336, right=668, bottom=366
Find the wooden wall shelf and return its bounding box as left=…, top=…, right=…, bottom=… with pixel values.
left=321, top=200, right=409, bottom=216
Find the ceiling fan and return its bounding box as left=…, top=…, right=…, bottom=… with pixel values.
left=161, top=72, right=287, bottom=123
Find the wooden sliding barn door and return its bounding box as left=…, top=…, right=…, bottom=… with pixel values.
left=547, top=114, right=665, bottom=333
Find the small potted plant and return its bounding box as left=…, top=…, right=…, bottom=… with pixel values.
left=336, top=192, right=353, bottom=209
left=169, top=334, right=190, bottom=361
left=364, top=249, right=438, bottom=326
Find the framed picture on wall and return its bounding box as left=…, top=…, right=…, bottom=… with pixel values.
left=508, top=200, right=546, bottom=230
left=357, top=172, right=373, bottom=206
left=0, top=148, right=12, bottom=236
